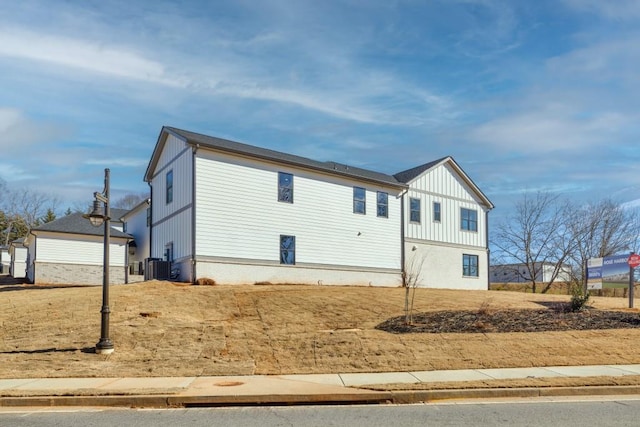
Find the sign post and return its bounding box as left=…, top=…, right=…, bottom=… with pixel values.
left=627, top=253, right=640, bottom=309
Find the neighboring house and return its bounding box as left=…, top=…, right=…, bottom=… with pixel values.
left=0, top=245, right=9, bottom=274
left=490, top=262, right=573, bottom=284
left=120, top=198, right=151, bottom=278
left=25, top=212, right=132, bottom=285
left=144, top=126, right=493, bottom=289
left=395, top=158, right=494, bottom=290
left=9, top=238, right=27, bottom=279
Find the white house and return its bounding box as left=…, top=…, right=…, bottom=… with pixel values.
left=25, top=212, right=132, bottom=285
left=395, top=158, right=494, bottom=290
left=120, top=198, right=151, bottom=279
left=8, top=238, right=27, bottom=279
left=490, top=262, right=572, bottom=284
left=144, top=126, right=493, bottom=289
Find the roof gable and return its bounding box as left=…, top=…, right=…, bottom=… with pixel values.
left=145, top=126, right=406, bottom=188
left=395, top=156, right=494, bottom=209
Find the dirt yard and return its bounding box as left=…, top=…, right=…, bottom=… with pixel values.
left=2, top=278, right=640, bottom=379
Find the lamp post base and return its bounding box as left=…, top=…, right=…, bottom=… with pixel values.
left=96, top=340, right=114, bottom=355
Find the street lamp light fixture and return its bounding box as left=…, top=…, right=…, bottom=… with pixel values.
left=86, top=168, right=114, bottom=355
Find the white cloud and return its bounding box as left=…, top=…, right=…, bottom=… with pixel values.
left=0, top=29, right=184, bottom=87
left=0, top=108, right=70, bottom=153
left=85, top=158, right=149, bottom=168
left=562, top=0, right=640, bottom=20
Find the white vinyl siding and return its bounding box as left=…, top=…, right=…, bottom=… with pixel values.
left=150, top=133, right=194, bottom=263
left=35, top=235, right=127, bottom=266
left=151, top=134, right=193, bottom=223
left=194, top=151, right=401, bottom=270
left=405, top=162, right=488, bottom=248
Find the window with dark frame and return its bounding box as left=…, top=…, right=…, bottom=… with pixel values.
left=280, top=235, right=296, bottom=265
left=461, top=207, right=478, bottom=231
left=278, top=172, right=293, bottom=203
left=433, top=201, right=441, bottom=222
left=463, top=254, right=479, bottom=277
left=410, top=197, right=421, bottom=223
left=166, top=170, right=173, bottom=204
left=353, top=187, right=366, bottom=214
left=377, top=191, right=388, bottom=218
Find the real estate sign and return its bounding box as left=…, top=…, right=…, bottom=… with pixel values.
left=587, top=254, right=632, bottom=290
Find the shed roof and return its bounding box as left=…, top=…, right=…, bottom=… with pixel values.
left=31, top=213, right=132, bottom=239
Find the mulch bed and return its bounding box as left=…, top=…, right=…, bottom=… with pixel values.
left=376, top=305, right=640, bottom=334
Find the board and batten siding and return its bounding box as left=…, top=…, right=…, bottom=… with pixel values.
left=149, top=133, right=193, bottom=266
left=404, top=162, right=488, bottom=248
left=194, top=150, right=402, bottom=272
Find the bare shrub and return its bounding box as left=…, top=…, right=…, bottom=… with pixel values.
left=195, top=277, right=216, bottom=286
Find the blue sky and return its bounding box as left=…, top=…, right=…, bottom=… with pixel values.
left=1, top=0, right=639, bottom=219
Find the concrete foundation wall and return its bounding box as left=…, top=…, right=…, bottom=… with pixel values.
left=193, top=259, right=401, bottom=287
left=33, top=262, right=127, bottom=285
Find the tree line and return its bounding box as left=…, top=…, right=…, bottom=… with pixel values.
left=492, top=192, right=640, bottom=293
left=0, top=179, right=147, bottom=246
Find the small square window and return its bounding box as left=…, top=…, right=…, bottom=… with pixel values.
left=461, top=208, right=478, bottom=231
left=278, top=172, right=293, bottom=203
left=463, top=254, right=479, bottom=277
left=377, top=192, right=388, bottom=218
left=353, top=187, right=366, bottom=214
left=410, top=198, right=421, bottom=223
left=280, top=235, right=296, bottom=265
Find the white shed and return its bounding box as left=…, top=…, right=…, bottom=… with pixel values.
left=25, top=213, right=132, bottom=285
left=9, top=238, right=28, bottom=279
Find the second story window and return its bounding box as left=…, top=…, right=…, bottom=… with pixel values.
left=461, top=208, right=478, bottom=231
left=353, top=187, right=366, bottom=214
left=377, top=192, right=388, bottom=218
left=433, top=202, right=441, bottom=222
left=166, top=170, right=173, bottom=204
left=410, top=197, right=421, bottom=223
left=278, top=172, right=293, bottom=203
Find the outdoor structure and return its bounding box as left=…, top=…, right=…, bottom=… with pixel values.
left=490, top=262, right=572, bottom=284
left=144, top=126, right=493, bottom=289
left=24, top=212, right=132, bottom=285
left=8, top=238, right=27, bottom=279
left=120, top=198, right=151, bottom=279
left=0, top=245, right=9, bottom=274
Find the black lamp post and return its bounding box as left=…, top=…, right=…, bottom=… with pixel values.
left=86, top=168, right=114, bottom=355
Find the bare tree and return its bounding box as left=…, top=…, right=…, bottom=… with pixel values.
left=0, top=186, right=59, bottom=243
left=402, top=251, right=426, bottom=325
left=492, top=192, right=573, bottom=293
left=112, top=193, right=149, bottom=210
left=565, top=199, right=640, bottom=285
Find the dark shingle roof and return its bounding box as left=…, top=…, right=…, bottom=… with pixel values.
left=393, top=157, right=448, bottom=183
left=31, top=213, right=132, bottom=239
left=157, top=127, right=405, bottom=188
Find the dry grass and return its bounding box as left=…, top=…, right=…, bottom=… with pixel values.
left=1, top=279, right=640, bottom=379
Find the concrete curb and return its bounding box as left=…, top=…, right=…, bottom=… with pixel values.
left=3, top=386, right=640, bottom=408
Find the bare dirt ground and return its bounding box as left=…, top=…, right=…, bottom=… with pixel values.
left=2, top=276, right=640, bottom=381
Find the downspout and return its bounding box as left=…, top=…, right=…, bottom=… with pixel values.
left=147, top=181, right=153, bottom=281
left=191, top=144, right=198, bottom=284
left=485, top=208, right=491, bottom=290
left=400, top=189, right=408, bottom=283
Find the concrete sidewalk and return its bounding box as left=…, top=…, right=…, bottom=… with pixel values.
left=2, top=364, right=640, bottom=408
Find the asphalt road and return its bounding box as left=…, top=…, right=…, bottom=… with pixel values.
left=3, top=398, right=640, bottom=426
